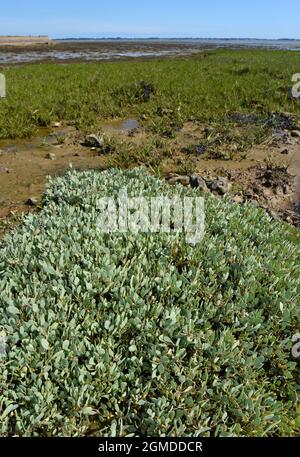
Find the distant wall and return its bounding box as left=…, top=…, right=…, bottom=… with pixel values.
left=0, top=36, right=53, bottom=46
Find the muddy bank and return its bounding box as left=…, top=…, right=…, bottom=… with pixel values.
left=1, top=116, right=300, bottom=237
left=0, top=40, right=201, bottom=65
left=1, top=38, right=300, bottom=65
left=0, top=126, right=106, bottom=234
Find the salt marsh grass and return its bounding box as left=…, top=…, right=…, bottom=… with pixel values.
left=0, top=49, right=299, bottom=139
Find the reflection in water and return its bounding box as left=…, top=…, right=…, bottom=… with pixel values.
left=120, top=119, right=140, bottom=130
left=99, top=118, right=140, bottom=132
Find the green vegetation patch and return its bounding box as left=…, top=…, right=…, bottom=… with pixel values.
left=0, top=168, right=299, bottom=436
left=0, top=49, right=300, bottom=139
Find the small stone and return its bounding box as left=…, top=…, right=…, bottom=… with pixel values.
left=282, top=184, right=290, bottom=194
left=291, top=130, right=300, bottom=138
left=207, top=177, right=232, bottom=195
left=46, top=152, right=56, bottom=160
left=167, top=175, right=191, bottom=186
left=233, top=195, right=244, bottom=204
left=26, top=197, right=38, bottom=207
left=272, top=129, right=288, bottom=141
left=267, top=209, right=279, bottom=220
left=190, top=174, right=208, bottom=191
left=53, top=122, right=62, bottom=128
left=139, top=81, right=155, bottom=102
left=250, top=200, right=259, bottom=208
left=0, top=167, right=11, bottom=173
left=280, top=148, right=289, bottom=154
left=84, top=134, right=104, bottom=148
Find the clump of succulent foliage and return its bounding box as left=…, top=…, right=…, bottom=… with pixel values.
left=0, top=168, right=299, bottom=437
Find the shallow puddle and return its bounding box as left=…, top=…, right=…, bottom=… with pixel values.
left=0, top=126, right=108, bottom=219
left=100, top=118, right=140, bottom=133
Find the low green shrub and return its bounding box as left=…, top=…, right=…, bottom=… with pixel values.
left=0, top=168, right=299, bottom=436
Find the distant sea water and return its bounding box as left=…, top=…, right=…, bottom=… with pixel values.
left=164, top=38, right=300, bottom=49
left=0, top=38, right=299, bottom=65
left=57, top=38, right=300, bottom=48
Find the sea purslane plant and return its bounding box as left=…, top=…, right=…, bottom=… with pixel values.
left=0, top=168, right=299, bottom=436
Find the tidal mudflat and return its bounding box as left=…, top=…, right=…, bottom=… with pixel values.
left=0, top=39, right=202, bottom=64
left=1, top=38, right=300, bottom=64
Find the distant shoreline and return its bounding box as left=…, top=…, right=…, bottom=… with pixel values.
left=56, top=37, right=300, bottom=41
left=0, top=38, right=299, bottom=65
left=51, top=37, right=300, bottom=50
left=0, top=36, right=53, bottom=46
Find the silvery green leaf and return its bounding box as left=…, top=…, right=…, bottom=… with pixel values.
left=40, top=338, right=49, bottom=351
left=1, top=404, right=19, bottom=419
left=7, top=305, right=19, bottom=315
left=82, top=407, right=97, bottom=416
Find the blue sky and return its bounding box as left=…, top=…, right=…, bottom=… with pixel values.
left=0, top=0, right=299, bottom=39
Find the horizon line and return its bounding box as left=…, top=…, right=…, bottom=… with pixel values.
left=55, top=37, right=300, bottom=40
left=1, top=35, right=299, bottom=41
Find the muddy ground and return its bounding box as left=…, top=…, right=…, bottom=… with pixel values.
left=0, top=40, right=204, bottom=65
left=2, top=39, right=300, bottom=65
left=0, top=117, right=299, bottom=237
